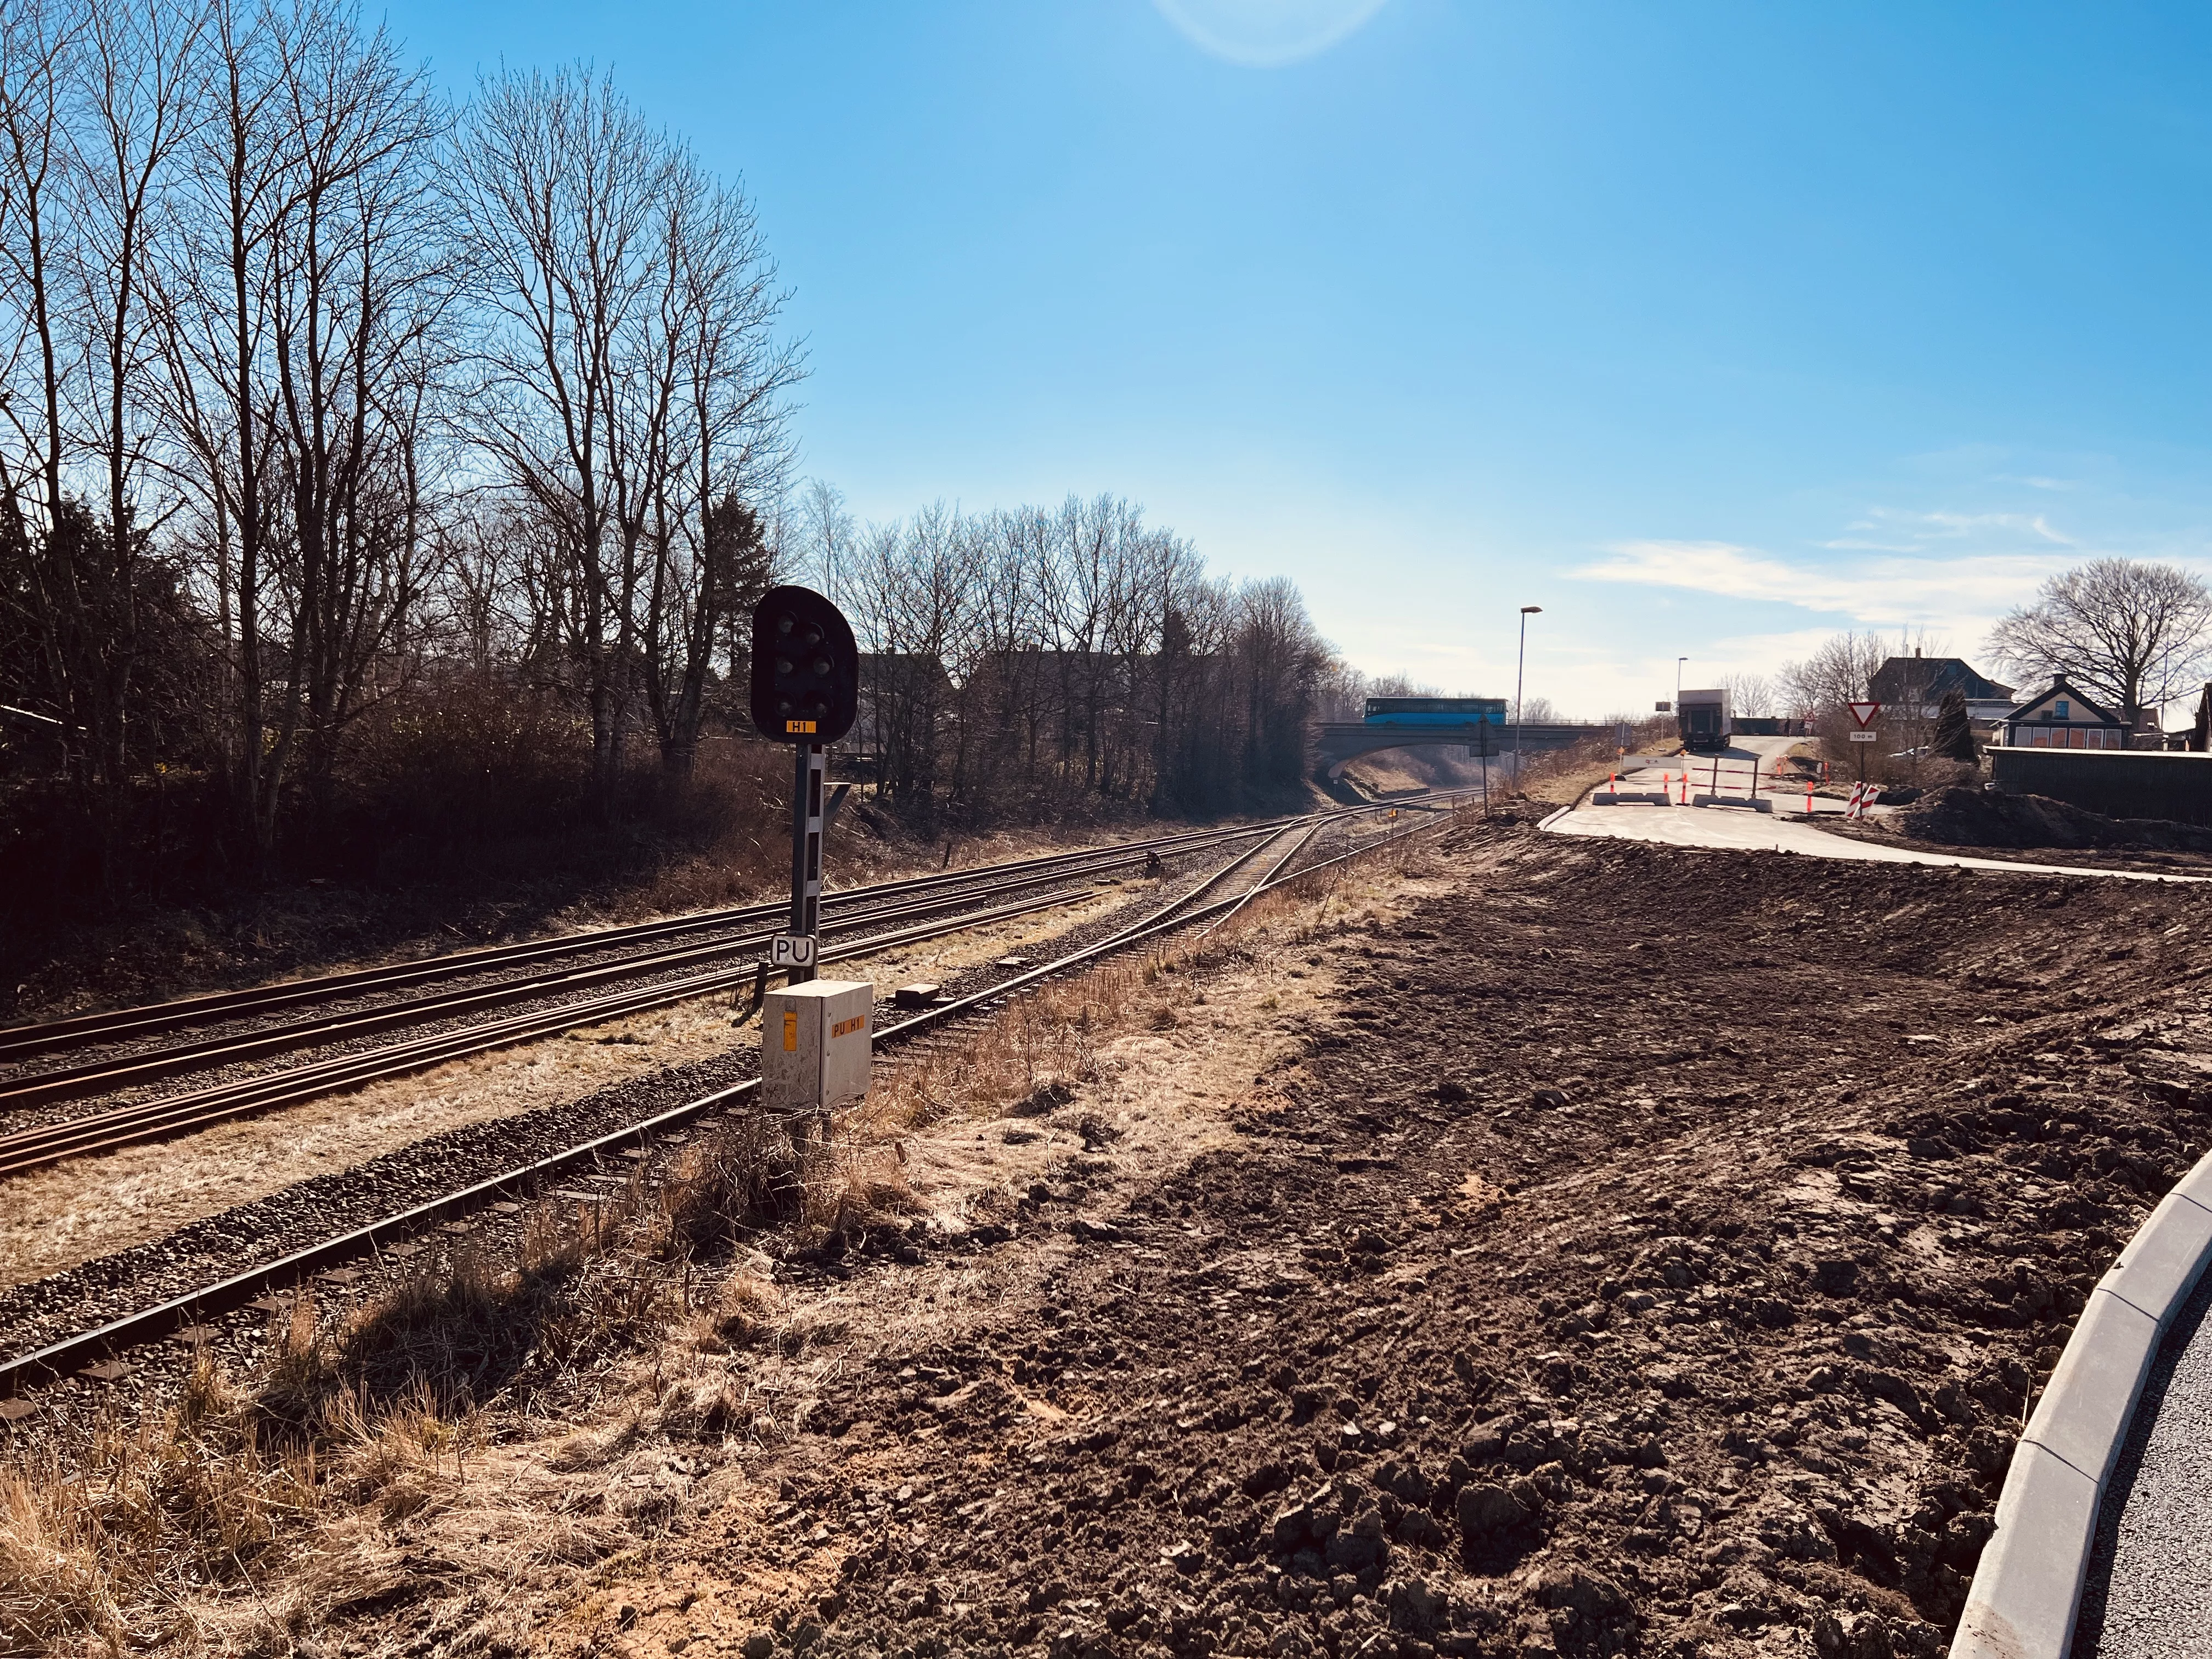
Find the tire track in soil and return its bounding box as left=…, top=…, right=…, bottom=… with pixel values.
left=550, top=829, right=2212, bottom=1659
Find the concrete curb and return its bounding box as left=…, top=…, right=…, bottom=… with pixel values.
left=1954, top=1155, right=2212, bottom=1659
left=1536, top=805, right=1573, bottom=831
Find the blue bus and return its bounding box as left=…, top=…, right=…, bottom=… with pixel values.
left=1362, top=696, right=1509, bottom=726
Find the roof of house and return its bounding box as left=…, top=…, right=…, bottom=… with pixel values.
left=2005, top=674, right=2126, bottom=726
left=1866, top=654, right=2015, bottom=704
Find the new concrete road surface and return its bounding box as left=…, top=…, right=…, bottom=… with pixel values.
left=2073, top=1272, right=2212, bottom=1657
left=1548, top=737, right=2208, bottom=883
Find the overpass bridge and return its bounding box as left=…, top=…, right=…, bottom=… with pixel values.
left=1315, top=720, right=1610, bottom=781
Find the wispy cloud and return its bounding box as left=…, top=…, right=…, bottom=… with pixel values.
left=1901, top=508, right=2071, bottom=543
left=1816, top=506, right=2073, bottom=550
left=1572, top=538, right=2069, bottom=626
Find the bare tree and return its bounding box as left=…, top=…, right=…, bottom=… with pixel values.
left=0, top=0, right=205, bottom=887
left=460, top=65, right=796, bottom=803
left=0, top=15, right=1355, bottom=917
left=0, top=0, right=86, bottom=774
left=1776, top=630, right=1889, bottom=717
left=69, top=0, right=207, bottom=775
left=792, top=477, right=853, bottom=605
left=638, top=154, right=797, bottom=781
left=1718, top=672, right=1773, bottom=718
left=1987, top=557, right=2212, bottom=726
left=458, top=64, right=669, bottom=813
left=156, top=0, right=449, bottom=862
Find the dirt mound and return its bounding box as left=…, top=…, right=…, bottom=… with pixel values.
left=1900, top=786, right=2212, bottom=851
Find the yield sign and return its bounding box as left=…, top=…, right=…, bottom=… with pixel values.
left=1848, top=700, right=1882, bottom=728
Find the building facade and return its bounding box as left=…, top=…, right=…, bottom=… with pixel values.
left=1866, top=652, right=2015, bottom=723
left=2000, top=674, right=2132, bottom=749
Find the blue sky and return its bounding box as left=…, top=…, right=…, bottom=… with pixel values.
left=383, top=0, right=2212, bottom=718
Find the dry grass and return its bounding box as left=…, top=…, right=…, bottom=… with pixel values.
left=1514, top=736, right=1638, bottom=805
left=833, top=804, right=1475, bottom=1233
left=630, top=812, right=1143, bottom=924
left=0, top=1091, right=961, bottom=1657
left=2, top=1351, right=331, bottom=1655
left=4, top=1180, right=675, bottom=1654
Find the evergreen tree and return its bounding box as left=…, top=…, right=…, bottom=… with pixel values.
left=1933, top=686, right=1977, bottom=760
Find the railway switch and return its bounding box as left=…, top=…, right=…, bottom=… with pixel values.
left=761, top=979, right=874, bottom=1113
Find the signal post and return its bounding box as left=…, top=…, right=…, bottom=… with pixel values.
left=748, top=586, right=873, bottom=1115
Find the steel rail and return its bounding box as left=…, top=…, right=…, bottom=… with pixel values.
left=0, top=794, right=1469, bottom=1396
left=1192, top=818, right=1329, bottom=939
left=0, top=830, right=1276, bottom=1112
left=0, top=815, right=1318, bottom=1066
left=0, top=883, right=1096, bottom=1177
left=0, top=798, right=1446, bottom=1174
left=1, top=798, right=1451, bottom=1108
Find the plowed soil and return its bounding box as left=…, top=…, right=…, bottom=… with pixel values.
left=112, top=825, right=2212, bottom=1659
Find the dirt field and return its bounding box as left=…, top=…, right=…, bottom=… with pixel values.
left=19, top=820, right=2212, bottom=1659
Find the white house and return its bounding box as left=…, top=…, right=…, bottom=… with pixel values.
left=2000, top=674, right=2134, bottom=749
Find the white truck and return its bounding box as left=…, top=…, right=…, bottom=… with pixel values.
left=1676, top=688, right=1731, bottom=753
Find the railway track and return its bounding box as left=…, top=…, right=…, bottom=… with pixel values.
left=0, top=811, right=1333, bottom=1071
left=0, top=827, right=1273, bottom=1114
left=0, top=796, right=1460, bottom=1177
left=0, top=792, right=1469, bottom=1399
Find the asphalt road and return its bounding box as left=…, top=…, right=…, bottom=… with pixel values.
left=2073, top=1270, right=2212, bottom=1657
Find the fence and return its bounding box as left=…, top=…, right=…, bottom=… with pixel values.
left=1988, top=748, right=2212, bottom=827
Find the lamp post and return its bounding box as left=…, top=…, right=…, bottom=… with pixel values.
left=1514, top=605, right=1542, bottom=791
left=1676, top=657, right=1688, bottom=705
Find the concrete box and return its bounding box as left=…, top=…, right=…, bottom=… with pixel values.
left=762, top=979, right=874, bottom=1113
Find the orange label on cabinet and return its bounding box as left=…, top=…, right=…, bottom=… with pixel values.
left=832, top=1014, right=868, bottom=1039
left=781, top=1011, right=797, bottom=1052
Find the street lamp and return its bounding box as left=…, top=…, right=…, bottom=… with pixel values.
left=1514, top=605, right=1542, bottom=791
left=1676, top=657, right=1688, bottom=705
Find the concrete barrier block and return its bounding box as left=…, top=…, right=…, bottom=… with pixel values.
left=1954, top=1440, right=2101, bottom=1659
left=2100, top=1187, right=2212, bottom=1331
left=1689, top=795, right=1775, bottom=812
left=2022, top=1288, right=2160, bottom=1488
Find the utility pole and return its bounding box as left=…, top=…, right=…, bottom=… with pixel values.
left=1676, top=657, right=1688, bottom=705
left=1514, top=605, right=1542, bottom=792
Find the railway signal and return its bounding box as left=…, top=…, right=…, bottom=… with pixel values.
left=751, top=585, right=860, bottom=1002
left=749, top=585, right=875, bottom=1111
left=750, top=584, right=859, bottom=745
